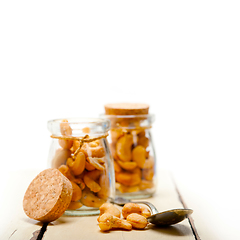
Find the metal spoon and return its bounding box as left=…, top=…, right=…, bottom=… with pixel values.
left=111, top=197, right=193, bottom=226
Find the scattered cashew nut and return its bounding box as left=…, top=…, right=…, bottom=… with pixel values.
left=122, top=203, right=151, bottom=218
left=98, top=203, right=121, bottom=221
left=98, top=213, right=132, bottom=231
left=126, top=213, right=148, bottom=229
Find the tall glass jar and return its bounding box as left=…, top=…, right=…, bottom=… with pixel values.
left=102, top=103, right=156, bottom=199
left=47, top=118, right=115, bottom=216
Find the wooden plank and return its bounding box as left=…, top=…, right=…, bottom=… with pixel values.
left=44, top=169, right=196, bottom=240
left=1, top=169, right=196, bottom=240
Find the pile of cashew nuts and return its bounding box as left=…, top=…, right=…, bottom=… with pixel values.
left=98, top=202, right=151, bottom=231
left=110, top=128, right=155, bottom=194
left=51, top=120, right=110, bottom=210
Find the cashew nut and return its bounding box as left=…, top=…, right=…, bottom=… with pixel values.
left=58, top=164, right=76, bottom=182
left=117, top=160, right=137, bottom=171
left=116, top=134, right=133, bottom=162
left=71, top=181, right=82, bottom=202
left=98, top=203, right=121, bottom=221
left=60, top=119, right=72, bottom=136
left=122, top=203, right=151, bottom=218
left=81, top=188, right=105, bottom=208
left=114, top=160, right=122, bottom=173
left=98, top=213, right=132, bottom=231
left=137, top=131, right=149, bottom=149
left=139, top=180, right=154, bottom=190
left=132, top=145, right=146, bottom=168
left=58, top=164, right=85, bottom=189
left=126, top=213, right=148, bottom=229
left=73, top=175, right=85, bottom=190
left=59, top=139, right=73, bottom=149
left=81, top=142, right=105, bottom=158
left=83, top=170, right=102, bottom=193
left=85, top=160, right=96, bottom=171
left=82, top=127, right=90, bottom=133
left=116, top=183, right=140, bottom=193
left=87, top=157, right=105, bottom=171
left=89, top=141, right=99, bottom=148
left=86, top=169, right=102, bottom=180
left=66, top=152, right=86, bottom=176
left=51, top=148, right=71, bottom=168
left=71, top=140, right=81, bottom=152
left=67, top=201, right=83, bottom=210
left=116, top=171, right=141, bottom=187
left=142, top=167, right=154, bottom=181
left=143, top=156, right=154, bottom=169
left=110, top=129, right=124, bottom=145
left=83, top=174, right=101, bottom=193
left=97, top=172, right=110, bottom=200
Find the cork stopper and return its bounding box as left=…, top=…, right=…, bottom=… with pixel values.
left=23, top=168, right=73, bottom=222
left=104, top=103, right=149, bottom=115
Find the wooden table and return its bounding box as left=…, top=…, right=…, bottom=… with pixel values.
left=0, top=169, right=200, bottom=240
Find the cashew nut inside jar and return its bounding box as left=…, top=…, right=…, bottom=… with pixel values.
left=47, top=118, right=115, bottom=216
left=101, top=103, right=156, bottom=199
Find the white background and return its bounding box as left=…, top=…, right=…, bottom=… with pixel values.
left=0, top=1, right=239, bottom=239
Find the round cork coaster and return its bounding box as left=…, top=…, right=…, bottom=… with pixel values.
left=23, top=168, right=73, bottom=222
left=104, top=103, right=149, bottom=115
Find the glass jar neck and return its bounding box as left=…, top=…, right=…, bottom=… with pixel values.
left=47, top=118, right=110, bottom=137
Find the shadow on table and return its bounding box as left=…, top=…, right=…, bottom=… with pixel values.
left=49, top=214, right=97, bottom=225
left=21, top=216, right=192, bottom=237
left=147, top=223, right=192, bottom=236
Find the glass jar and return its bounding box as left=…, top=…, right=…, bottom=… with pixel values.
left=102, top=103, right=156, bottom=199
left=47, top=118, right=115, bottom=216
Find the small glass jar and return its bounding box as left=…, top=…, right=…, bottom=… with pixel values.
left=102, top=103, right=156, bottom=199
left=47, top=118, right=115, bottom=216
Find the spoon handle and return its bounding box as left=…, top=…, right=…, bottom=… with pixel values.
left=131, top=201, right=159, bottom=215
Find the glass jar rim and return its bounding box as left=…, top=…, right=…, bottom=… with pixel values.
left=100, top=113, right=155, bottom=129
left=100, top=113, right=155, bottom=120
left=47, top=118, right=111, bottom=137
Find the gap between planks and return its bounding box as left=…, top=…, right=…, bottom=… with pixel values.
left=30, top=222, right=48, bottom=240
left=172, top=175, right=201, bottom=240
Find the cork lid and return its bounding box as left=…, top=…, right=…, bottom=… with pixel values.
left=104, top=103, right=149, bottom=115
left=23, top=168, right=73, bottom=222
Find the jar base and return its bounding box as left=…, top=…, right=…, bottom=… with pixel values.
left=64, top=206, right=100, bottom=216
left=115, top=190, right=154, bottom=199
